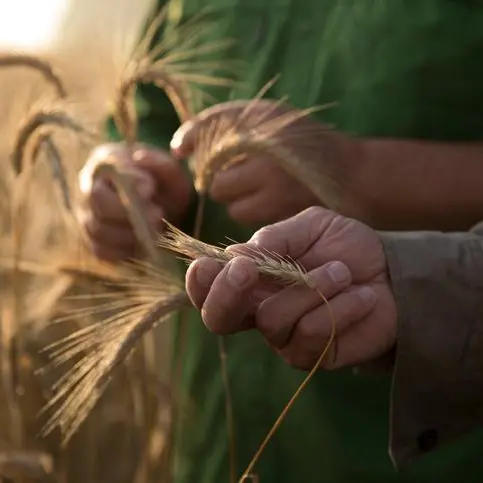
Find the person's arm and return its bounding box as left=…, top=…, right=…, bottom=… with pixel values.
left=353, top=140, right=483, bottom=231
left=379, top=222, right=483, bottom=469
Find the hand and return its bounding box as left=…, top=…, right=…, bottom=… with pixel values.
left=185, top=206, right=397, bottom=370
left=78, top=142, right=192, bottom=262
left=170, top=100, right=363, bottom=226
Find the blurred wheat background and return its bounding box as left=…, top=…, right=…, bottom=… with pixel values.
left=0, top=2, right=181, bottom=482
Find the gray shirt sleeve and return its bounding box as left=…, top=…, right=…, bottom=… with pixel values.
left=379, top=222, right=483, bottom=469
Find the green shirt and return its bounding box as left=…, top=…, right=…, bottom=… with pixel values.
left=122, top=1, right=483, bottom=482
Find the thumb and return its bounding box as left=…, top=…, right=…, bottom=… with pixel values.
left=170, top=119, right=195, bottom=159
left=170, top=100, right=251, bottom=159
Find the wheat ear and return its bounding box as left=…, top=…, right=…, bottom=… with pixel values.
left=12, top=106, right=97, bottom=174
left=159, top=220, right=310, bottom=286
left=0, top=52, right=67, bottom=98
left=114, top=6, right=238, bottom=144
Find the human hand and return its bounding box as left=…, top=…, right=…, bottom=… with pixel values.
left=78, top=142, right=192, bottom=262
left=170, top=100, right=363, bottom=226
left=185, top=206, right=397, bottom=370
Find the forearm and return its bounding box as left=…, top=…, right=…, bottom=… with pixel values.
left=379, top=223, right=483, bottom=468
left=356, top=139, right=483, bottom=231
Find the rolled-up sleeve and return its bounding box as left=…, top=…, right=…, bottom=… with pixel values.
left=379, top=222, right=483, bottom=469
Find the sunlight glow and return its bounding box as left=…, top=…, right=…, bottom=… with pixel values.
left=0, top=0, right=69, bottom=51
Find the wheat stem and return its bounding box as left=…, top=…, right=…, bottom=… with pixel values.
left=31, top=130, right=72, bottom=211
left=239, top=289, right=336, bottom=481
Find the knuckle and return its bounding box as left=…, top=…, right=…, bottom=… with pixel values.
left=307, top=207, right=328, bottom=238
left=251, top=224, right=277, bottom=244
left=305, top=205, right=326, bottom=218
left=318, top=261, right=351, bottom=291
left=296, top=318, right=319, bottom=341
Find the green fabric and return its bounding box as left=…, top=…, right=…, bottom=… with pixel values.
left=110, top=1, right=483, bottom=482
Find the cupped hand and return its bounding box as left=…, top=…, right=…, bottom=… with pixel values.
left=78, top=142, right=192, bottom=262
left=185, top=206, right=397, bottom=370
left=170, top=100, right=362, bottom=225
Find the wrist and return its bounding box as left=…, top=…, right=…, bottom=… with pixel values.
left=327, top=134, right=377, bottom=223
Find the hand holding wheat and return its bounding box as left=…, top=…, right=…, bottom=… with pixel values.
left=78, top=142, right=192, bottom=261
left=186, top=206, right=397, bottom=370
left=170, top=99, right=364, bottom=225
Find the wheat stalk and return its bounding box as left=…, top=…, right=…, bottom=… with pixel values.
left=0, top=52, right=76, bottom=210
left=86, top=158, right=161, bottom=264
left=11, top=104, right=97, bottom=174
left=39, top=260, right=187, bottom=443
left=189, top=80, right=338, bottom=209
left=0, top=52, right=67, bottom=99
left=7, top=101, right=98, bottom=452
left=114, top=6, right=239, bottom=145
left=110, top=7, right=242, bottom=478
left=37, top=148, right=180, bottom=442
left=172, top=80, right=331, bottom=483
left=31, top=130, right=73, bottom=211
left=40, top=212, right=321, bottom=444
left=158, top=221, right=337, bottom=482
left=159, top=220, right=311, bottom=287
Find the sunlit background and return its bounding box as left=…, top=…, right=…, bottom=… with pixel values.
left=0, top=0, right=70, bottom=51
left=0, top=0, right=155, bottom=118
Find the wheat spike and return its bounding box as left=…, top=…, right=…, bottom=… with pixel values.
left=39, top=260, right=187, bottom=443
left=189, top=80, right=341, bottom=208
left=159, top=219, right=311, bottom=287
left=0, top=52, right=67, bottom=99
left=114, top=5, right=240, bottom=144
left=11, top=103, right=98, bottom=174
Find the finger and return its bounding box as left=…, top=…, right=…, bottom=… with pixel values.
left=84, top=212, right=138, bottom=249
left=133, top=147, right=192, bottom=220
left=210, top=159, right=265, bottom=203
left=200, top=256, right=259, bottom=335
left=89, top=177, right=165, bottom=226
left=280, top=285, right=377, bottom=370
left=88, top=178, right=131, bottom=223
left=80, top=144, right=156, bottom=201
left=170, top=101, right=249, bottom=158
left=185, top=257, right=223, bottom=309
left=255, top=261, right=352, bottom=349
left=132, top=147, right=183, bottom=188
left=226, top=189, right=290, bottom=226
left=91, top=242, right=135, bottom=263
left=328, top=301, right=396, bottom=370
left=170, top=100, right=252, bottom=159
left=247, top=206, right=337, bottom=260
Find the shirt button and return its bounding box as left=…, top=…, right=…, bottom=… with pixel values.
left=417, top=429, right=439, bottom=453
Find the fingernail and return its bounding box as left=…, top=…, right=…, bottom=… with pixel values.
left=132, top=149, right=149, bottom=162
left=326, top=261, right=350, bottom=285
left=170, top=122, right=192, bottom=151
left=226, top=259, right=251, bottom=289
left=357, top=286, right=377, bottom=305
